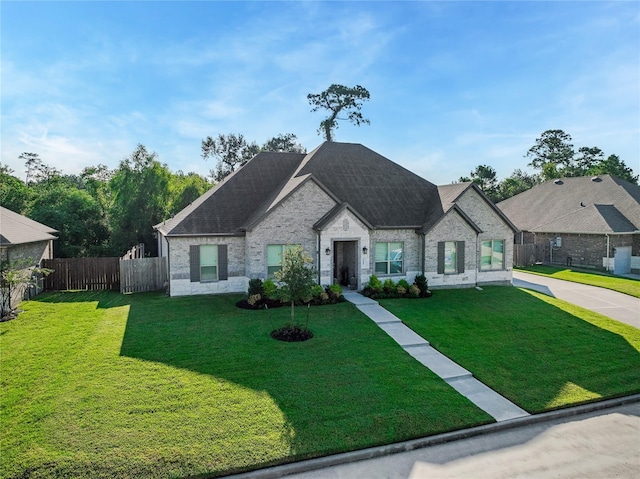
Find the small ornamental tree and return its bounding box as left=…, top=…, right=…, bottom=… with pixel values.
left=274, top=245, right=317, bottom=329
left=0, top=258, right=53, bottom=319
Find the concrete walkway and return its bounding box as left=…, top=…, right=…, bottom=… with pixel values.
left=512, top=271, right=640, bottom=328
left=342, top=291, right=529, bottom=422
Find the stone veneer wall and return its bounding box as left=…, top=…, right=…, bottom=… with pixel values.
left=427, top=187, right=514, bottom=287
left=168, top=235, right=246, bottom=296
left=424, top=209, right=478, bottom=288
left=369, top=229, right=422, bottom=283
left=317, top=209, right=371, bottom=287
left=165, top=182, right=520, bottom=296
left=246, top=180, right=337, bottom=279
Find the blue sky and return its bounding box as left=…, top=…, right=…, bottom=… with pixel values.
left=2, top=1, right=638, bottom=185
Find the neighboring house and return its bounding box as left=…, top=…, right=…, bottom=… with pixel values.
left=154, top=142, right=517, bottom=296
left=0, top=206, right=57, bottom=309
left=497, top=175, right=640, bottom=274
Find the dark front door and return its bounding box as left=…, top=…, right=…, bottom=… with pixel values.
left=333, top=241, right=358, bottom=289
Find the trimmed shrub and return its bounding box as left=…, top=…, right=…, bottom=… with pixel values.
left=414, top=274, right=429, bottom=297
left=247, top=294, right=262, bottom=306
left=383, top=278, right=396, bottom=294
left=263, top=279, right=278, bottom=299
left=248, top=278, right=264, bottom=297
left=408, top=284, right=420, bottom=298
left=368, top=275, right=383, bottom=291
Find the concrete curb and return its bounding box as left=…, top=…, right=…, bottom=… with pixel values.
left=223, top=394, right=640, bottom=479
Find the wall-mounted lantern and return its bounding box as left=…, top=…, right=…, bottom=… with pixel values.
left=362, top=246, right=368, bottom=255
left=325, top=247, right=331, bottom=256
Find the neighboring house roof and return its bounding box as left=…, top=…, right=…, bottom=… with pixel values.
left=497, top=175, right=640, bottom=234
left=0, top=206, right=58, bottom=246
left=155, top=142, right=447, bottom=236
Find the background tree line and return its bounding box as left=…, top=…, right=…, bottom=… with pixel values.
left=1, top=145, right=211, bottom=258
left=459, top=129, right=637, bottom=203
left=1, top=125, right=636, bottom=259
left=0, top=133, right=306, bottom=259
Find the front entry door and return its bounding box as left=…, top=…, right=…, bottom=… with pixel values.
left=333, top=241, right=358, bottom=289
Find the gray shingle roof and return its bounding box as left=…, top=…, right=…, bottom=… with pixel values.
left=156, top=142, right=447, bottom=236
left=0, top=206, right=58, bottom=246
left=294, top=142, right=443, bottom=228
left=497, top=175, right=640, bottom=234
left=155, top=151, right=305, bottom=236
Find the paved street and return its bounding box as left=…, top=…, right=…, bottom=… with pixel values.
left=282, top=403, right=640, bottom=479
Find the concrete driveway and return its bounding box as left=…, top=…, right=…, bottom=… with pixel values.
left=512, top=271, right=640, bottom=328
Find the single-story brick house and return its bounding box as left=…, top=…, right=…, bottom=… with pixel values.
left=0, top=206, right=57, bottom=309
left=497, top=175, right=640, bottom=274
left=154, top=142, right=517, bottom=296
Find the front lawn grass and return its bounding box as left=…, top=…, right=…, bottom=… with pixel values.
left=516, top=264, right=640, bottom=298
left=1, top=291, right=491, bottom=479
left=381, top=287, right=640, bottom=414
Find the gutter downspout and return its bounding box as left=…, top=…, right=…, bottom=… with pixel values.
left=605, top=234, right=610, bottom=273
left=166, top=239, right=171, bottom=296
left=317, top=232, right=322, bottom=285
left=475, top=231, right=480, bottom=287
left=421, top=233, right=426, bottom=275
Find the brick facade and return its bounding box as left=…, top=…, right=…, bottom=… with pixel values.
left=165, top=182, right=515, bottom=296
left=532, top=232, right=639, bottom=273
left=246, top=180, right=337, bottom=278
left=425, top=187, right=514, bottom=287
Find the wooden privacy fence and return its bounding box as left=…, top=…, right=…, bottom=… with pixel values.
left=42, top=257, right=168, bottom=294
left=513, top=243, right=546, bottom=267
left=43, top=257, right=120, bottom=291
left=120, top=257, right=167, bottom=294
left=122, top=243, right=145, bottom=260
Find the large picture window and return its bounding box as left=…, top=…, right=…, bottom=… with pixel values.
left=200, top=244, right=218, bottom=281
left=267, top=244, right=298, bottom=277
left=481, top=240, right=504, bottom=271
left=375, top=242, right=403, bottom=275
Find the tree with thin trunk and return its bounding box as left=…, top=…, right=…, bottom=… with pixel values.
left=307, top=84, right=370, bottom=141
left=274, top=246, right=316, bottom=328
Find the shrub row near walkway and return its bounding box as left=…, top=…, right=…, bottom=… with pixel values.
left=362, top=274, right=432, bottom=299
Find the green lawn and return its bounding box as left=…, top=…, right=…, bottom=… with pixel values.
left=381, top=287, right=640, bottom=414
left=516, top=265, right=640, bottom=298
left=1, top=291, right=491, bottom=479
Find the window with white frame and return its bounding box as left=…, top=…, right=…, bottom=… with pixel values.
left=267, top=244, right=298, bottom=278
left=375, top=242, right=403, bottom=275
left=480, top=239, right=504, bottom=271
left=200, top=244, right=218, bottom=281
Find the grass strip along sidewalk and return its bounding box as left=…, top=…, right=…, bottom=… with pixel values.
left=1, top=291, right=491, bottom=479
left=516, top=265, right=640, bottom=298
left=381, top=287, right=640, bottom=414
